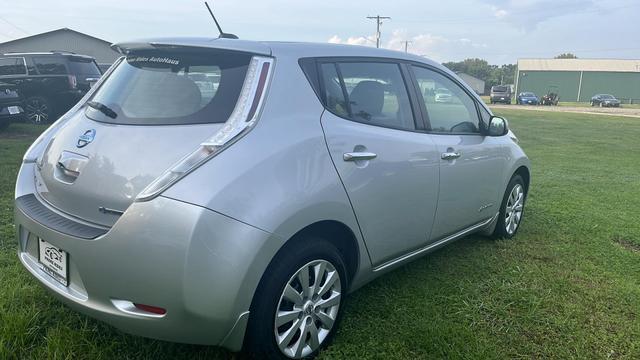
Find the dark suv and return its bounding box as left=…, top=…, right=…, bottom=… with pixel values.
left=0, top=52, right=102, bottom=124
left=490, top=85, right=512, bottom=104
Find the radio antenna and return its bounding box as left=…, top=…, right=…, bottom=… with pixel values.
left=204, top=2, right=238, bottom=39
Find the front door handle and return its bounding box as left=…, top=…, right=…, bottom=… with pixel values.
left=343, top=152, right=377, bottom=161
left=441, top=151, right=461, bottom=160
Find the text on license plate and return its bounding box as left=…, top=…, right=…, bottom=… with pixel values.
left=38, top=239, right=68, bottom=286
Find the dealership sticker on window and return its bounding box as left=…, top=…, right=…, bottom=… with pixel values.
left=128, top=56, right=180, bottom=66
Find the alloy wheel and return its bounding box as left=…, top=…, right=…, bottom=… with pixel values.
left=274, top=259, right=342, bottom=359
left=26, top=98, right=50, bottom=124
left=505, top=184, right=524, bottom=235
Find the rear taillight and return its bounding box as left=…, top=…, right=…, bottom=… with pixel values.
left=67, top=75, right=77, bottom=89
left=135, top=56, right=274, bottom=202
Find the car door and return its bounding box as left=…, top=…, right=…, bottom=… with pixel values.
left=410, top=65, right=507, bottom=241
left=318, top=60, right=440, bottom=267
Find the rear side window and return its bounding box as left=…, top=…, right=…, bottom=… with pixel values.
left=33, top=57, right=67, bottom=75
left=412, top=66, right=480, bottom=134
left=319, top=61, right=415, bottom=131
left=0, top=57, right=26, bottom=76
left=67, top=57, right=101, bottom=76
left=86, top=49, right=252, bottom=125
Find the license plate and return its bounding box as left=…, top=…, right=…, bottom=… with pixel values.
left=38, top=239, right=68, bottom=286
left=500, top=97, right=505, bottom=100
left=7, top=106, right=20, bottom=114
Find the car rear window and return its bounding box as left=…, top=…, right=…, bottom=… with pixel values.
left=85, top=49, right=252, bottom=125
left=68, top=57, right=101, bottom=76
left=493, top=86, right=508, bottom=92
left=33, top=57, right=67, bottom=75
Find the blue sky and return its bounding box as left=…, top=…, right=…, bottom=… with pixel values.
left=0, top=0, right=637, bottom=64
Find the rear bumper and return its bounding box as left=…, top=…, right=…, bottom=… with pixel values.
left=15, top=163, right=279, bottom=350
left=490, top=96, right=511, bottom=103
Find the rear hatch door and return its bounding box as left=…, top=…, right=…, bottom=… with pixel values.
left=36, top=48, right=254, bottom=227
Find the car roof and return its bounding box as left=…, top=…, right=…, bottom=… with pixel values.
left=112, top=37, right=442, bottom=68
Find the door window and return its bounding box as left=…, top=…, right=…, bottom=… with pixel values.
left=0, top=57, right=26, bottom=76
left=320, top=61, right=415, bottom=131
left=412, top=66, right=480, bottom=134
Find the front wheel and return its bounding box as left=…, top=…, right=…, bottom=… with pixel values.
left=492, top=175, right=526, bottom=239
left=245, top=239, right=347, bottom=359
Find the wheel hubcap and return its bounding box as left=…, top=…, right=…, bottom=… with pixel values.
left=26, top=99, right=49, bottom=124
left=274, top=259, right=341, bottom=359
left=505, top=184, right=524, bottom=235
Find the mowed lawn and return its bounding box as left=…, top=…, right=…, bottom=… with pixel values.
left=1, top=109, right=639, bottom=359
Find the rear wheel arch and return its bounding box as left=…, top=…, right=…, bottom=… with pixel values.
left=273, top=220, right=360, bottom=287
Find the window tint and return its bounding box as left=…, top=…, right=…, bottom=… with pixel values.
left=86, top=49, right=251, bottom=125
left=68, top=57, right=101, bottom=76
left=326, top=62, right=415, bottom=130
left=33, top=57, right=67, bottom=75
left=412, top=66, right=480, bottom=134
left=319, top=63, right=349, bottom=117
left=0, top=57, right=26, bottom=76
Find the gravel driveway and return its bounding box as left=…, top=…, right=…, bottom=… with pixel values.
left=490, top=104, right=640, bottom=118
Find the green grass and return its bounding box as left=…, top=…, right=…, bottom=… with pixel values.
left=1, top=110, right=640, bottom=359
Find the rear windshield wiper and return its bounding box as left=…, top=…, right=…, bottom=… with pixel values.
left=87, top=101, right=117, bottom=119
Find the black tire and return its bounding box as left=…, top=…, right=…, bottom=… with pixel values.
left=492, top=174, right=526, bottom=239
left=244, top=238, right=348, bottom=359
left=24, top=96, right=53, bottom=124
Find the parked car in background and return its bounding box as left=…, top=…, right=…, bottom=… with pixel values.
left=490, top=85, right=512, bottom=104
left=516, top=92, right=539, bottom=105
left=15, top=38, right=530, bottom=359
left=434, top=87, right=453, bottom=103
left=0, top=82, right=24, bottom=130
left=0, top=52, right=102, bottom=124
left=590, top=94, right=621, bottom=107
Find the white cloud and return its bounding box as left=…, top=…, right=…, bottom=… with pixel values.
left=493, top=8, right=509, bottom=18
left=485, top=0, right=597, bottom=30
left=327, top=35, right=375, bottom=46
left=329, top=29, right=489, bottom=62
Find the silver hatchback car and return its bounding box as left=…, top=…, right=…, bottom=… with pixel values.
left=15, top=38, right=530, bottom=359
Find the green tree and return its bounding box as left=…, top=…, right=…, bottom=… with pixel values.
left=443, top=59, right=516, bottom=93
left=554, top=53, right=577, bottom=59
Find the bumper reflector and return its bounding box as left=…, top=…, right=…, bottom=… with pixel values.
left=134, top=303, right=167, bottom=315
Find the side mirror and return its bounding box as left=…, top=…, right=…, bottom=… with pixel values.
left=488, top=116, right=508, bottom=136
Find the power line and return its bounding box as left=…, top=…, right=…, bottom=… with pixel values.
left=366, top=15, right=390, bottom=48
left=0, top=16, right=29, bottom=36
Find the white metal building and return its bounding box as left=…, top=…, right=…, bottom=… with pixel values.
left=0, top=28, right=119, bottom=68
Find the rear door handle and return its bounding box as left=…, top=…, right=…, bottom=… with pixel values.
left=441, top=151, right=461, bottom=160
left=343, top=152, right=377, bottom=161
